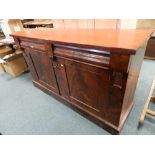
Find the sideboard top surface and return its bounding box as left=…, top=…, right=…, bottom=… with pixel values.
left=12, top=28, right=153, bottom=54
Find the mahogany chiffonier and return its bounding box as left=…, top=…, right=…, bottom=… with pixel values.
left=11, top=29, right=152, bottom=134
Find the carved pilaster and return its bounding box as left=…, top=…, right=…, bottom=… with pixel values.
left=110, top=71, right=128, bottom=90
left=106, top=70, right=128, bottom=126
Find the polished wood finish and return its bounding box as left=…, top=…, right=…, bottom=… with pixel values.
left=23, top=47, right=59, bottom=94
left=11, top=28, right=152, bottom=134
left=11, top=29, right=152, bottom=52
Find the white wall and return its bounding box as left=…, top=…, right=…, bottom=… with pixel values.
left=120, top=19, right=137, bottom=29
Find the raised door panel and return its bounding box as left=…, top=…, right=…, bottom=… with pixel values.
left=53, top=55, right=127, bottom=126
left=66, top=61, right=109, bottom=117
left=24, top=48, right=59, bottom=94
left=54, top=57, right=110, bottom=118
left=23, top=49, right=38, bottom=81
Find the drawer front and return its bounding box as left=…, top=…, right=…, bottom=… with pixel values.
left=53, top=44, right=111, bottom=68
left=53, top=44, right=130, bottom=73
left=20, top=39, right=46, bottom=51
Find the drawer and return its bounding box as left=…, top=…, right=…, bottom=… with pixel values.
left=53, top=44, right=111, bottom=68
left=20, top=40, right=46, bottom=51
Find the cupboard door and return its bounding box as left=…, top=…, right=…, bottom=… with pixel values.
left=54, top=58, right=110, bottom=117
left=53, top=57, right=127, bottom=125
left=24, top=48, right=59, bottom=94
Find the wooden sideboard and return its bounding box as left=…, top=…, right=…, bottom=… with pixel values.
left=11, top=29, right=152, bottom=134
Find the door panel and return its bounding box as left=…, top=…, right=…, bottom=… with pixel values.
left=24, top=48, right=59, bottom=93
left=66, top=60, right=109, bottom=116
left=53, top=60, right=70, bottom=100
left=53, top=56, right=127, bottom=125
left=54, top=57, right=110, bottom=117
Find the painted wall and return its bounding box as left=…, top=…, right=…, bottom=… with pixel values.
left=2, top=19, right=152, bottom=38
left=35, top=19, right=138, bottom=29
left=136, top=19, right=155, bottom=29
left=120, top=19, right=137, bottom=29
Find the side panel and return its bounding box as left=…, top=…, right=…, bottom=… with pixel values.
left=120, top=47, right=146, bottom=126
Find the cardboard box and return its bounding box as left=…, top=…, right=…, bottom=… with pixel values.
left=0, top=51, right=28, bottom=77
left=0, top=45, right=13, bottom=58
left=0, top=63, right=5, bottom=72
left=0, top=45, right=13, bottom=72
